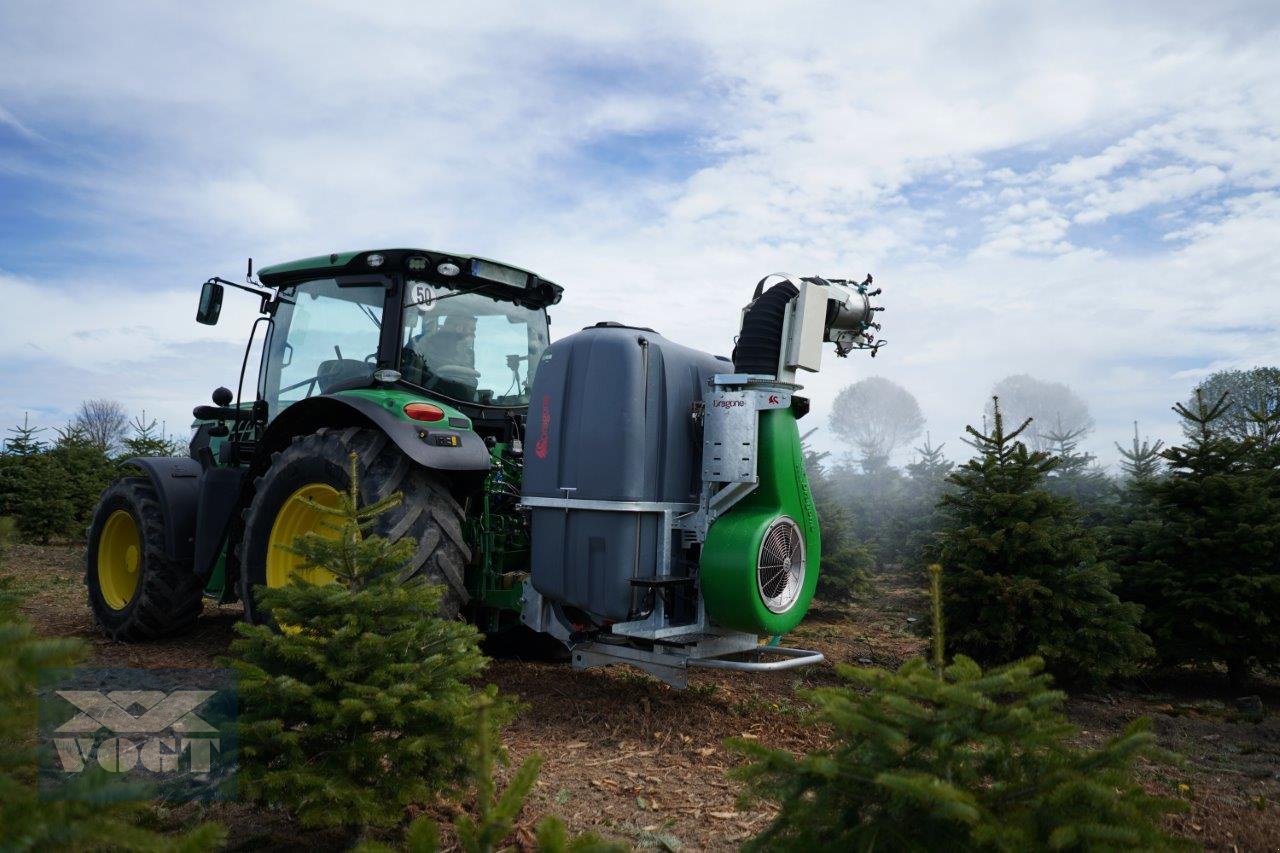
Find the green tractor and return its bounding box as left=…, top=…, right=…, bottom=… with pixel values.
left=85, top=250, right=882, bottom=686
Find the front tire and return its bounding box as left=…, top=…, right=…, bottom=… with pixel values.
left=237, top=427, right=471, bottom=624
left=85, top=478, right=204, bottom=640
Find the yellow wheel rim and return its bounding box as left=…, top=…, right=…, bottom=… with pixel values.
left=266, top=484, right=341, bottom=588
left=97, top=510, right=141, bottom=610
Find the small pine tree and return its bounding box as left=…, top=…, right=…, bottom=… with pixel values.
left=1115, top=422, right=1165, bottom=483
left=1118, top=391, right=1280, bottom=687
left=1042, top=419, right=1115, bottom=526
left=731, top=566, right=1189, bottom=852
left=804, top=432, right=874, bottom=602
left=892, top=433, right=953, bottom=569
left=121, top=411, right=180, bottom=459
left=905, top=433, right=952, bottom=482
left=230, top=453, right=510, bottom=830
left=0, top=415, right=55, bottom=532
left=928, top=398, right=1150, bottom=683
left=0, top=578, right=224, bottom=850
left=3, top=413, right=46, bottom=455
left=1106, top=423, right=1166, bottom=589
left=4, top=451, right=76, bottom=544
left=50, top=425, right=118, bottom=532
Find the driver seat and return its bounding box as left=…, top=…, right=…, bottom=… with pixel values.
left=316, top=358, right=374, bottom=393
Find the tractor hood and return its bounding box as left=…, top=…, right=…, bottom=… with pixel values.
left=257, top=248, right=564, bottom=309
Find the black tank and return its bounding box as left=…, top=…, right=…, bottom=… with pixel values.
left=522, top=324, right=728, bottom=621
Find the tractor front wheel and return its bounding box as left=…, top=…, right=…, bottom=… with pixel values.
left=237, top=426, right=471, bottom=624
left=85, top=477, right=204, bottom=640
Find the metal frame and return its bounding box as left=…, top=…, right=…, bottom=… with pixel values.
left=536, top=595, right=825, bottom=689
left=519, top=495, right=698, bottom=641
left=689, top=645, right=825, bottom=673
left=517, top=370, right=830, bottom=690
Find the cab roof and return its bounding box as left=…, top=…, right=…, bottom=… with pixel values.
left=257, top=248, right=563, bottom=307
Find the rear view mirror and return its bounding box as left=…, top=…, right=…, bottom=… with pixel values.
left=197, top=281, right=224, bottom=325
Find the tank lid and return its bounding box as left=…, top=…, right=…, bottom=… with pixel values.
left=586, top=321, right=658, bottom=333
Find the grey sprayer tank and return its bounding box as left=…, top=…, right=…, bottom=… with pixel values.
left=523, top=323, right=729, bottom=621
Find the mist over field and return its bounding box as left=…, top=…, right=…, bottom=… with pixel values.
left=1, top=1, right=1277, bottom=467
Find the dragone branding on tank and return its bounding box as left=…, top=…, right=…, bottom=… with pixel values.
left=712, top=399, right=746, bottom=408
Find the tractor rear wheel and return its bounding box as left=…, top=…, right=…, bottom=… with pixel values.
left=85, top=477, right=204, bottom=640
left=237, top=426, right=471, bottom=624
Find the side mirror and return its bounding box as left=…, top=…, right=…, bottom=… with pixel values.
left=196, top=281, right=224, bottom=325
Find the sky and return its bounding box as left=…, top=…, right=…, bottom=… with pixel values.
left=0, top=1, right=1277, bottom=468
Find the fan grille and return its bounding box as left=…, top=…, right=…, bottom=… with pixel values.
left=757, top=517, right=805, bottom=614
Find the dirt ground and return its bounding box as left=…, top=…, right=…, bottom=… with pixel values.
left=7, top=544, right=1280, bottom=851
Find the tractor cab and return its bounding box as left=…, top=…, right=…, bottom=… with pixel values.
left=198, top=249, right=562, bottom=437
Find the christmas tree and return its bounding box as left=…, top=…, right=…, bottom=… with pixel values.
left=3, top=412, right=46, bottom=455
left=1041, top=418, right=1114, bottom=526
left=1115, top=422, right=1165, bottom=483
left=731, top=566, right=1187, bottom=852
left=1118, top=391, right=1280, bottom=687
left=892, top=433, right=953, bottom=570
left=121, top=411, right=181, bottom=458
left=2, top=450, right=75, bottom=544
left=230, top=453, right=510, bottom=830
left=50, top=424, right=118, bottom=534
left=803, top=431, right=874, bottom=602
left=928, top=398, right=1150, bottom=683
left=1105, top=423, right=1166, bottom=592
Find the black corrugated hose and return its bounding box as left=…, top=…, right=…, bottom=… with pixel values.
left=731, top=280, right=799, bottom=377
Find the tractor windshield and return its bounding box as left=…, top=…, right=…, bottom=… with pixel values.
left=400, top=281, right=550, bottom=407
left=261, top=277, right=385, bottom=417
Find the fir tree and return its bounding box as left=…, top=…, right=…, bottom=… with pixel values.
left=51, top=425, right=118, bottom=533
left=731, top=565, right=1188, bottom=852
left=1118, top=391, right=1280, bottom=687
left=892, top=433, right=953, bottom=569
left=3, top=451, right=75, bottom=544
left=0, top=579, right=224, bottom=850
left=1115, top=422, right=1165, bottom=483
left=928, top=398, right=1150, bottom=683
left=1105, top=424, right=1166, bottom=587
left=0, top=415, right=53, bottom=531
left=230, top=453, right=510, bottom=830
left=1042, top=419, right=1115, bottom=526
left=3, top=413, right=46, bottom=455
left=121, top=411, right=181, bottom=458
left=905, top=433, right=952, bottom=483
left=803, top=431, right=874, bottom=602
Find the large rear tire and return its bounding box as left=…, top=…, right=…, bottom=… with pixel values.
left=85, top=477, right=204, bottom=641
left=237, top=426, right=471, bottom=624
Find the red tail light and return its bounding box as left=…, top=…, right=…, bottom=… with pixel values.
left=403, top=403, right=445, bottom=422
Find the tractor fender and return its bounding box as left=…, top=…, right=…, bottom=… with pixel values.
left=122, top=456, right=201, bottom=562
left=257, top=394, right=492, bottom=479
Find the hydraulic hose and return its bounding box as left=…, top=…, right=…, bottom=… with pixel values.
left=731, top=280, right=799, bottom=377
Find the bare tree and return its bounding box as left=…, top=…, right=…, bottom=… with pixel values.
left=984, top=375, right=1093, bottom=453
left=1190, top=367, right=1280, bottom=447
left=829, top=377, right=925, bottom=466
left=73, top=399, right=128, bottom=453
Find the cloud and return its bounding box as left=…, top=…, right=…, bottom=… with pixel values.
left=0, top=0, right=1277, bottom=466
